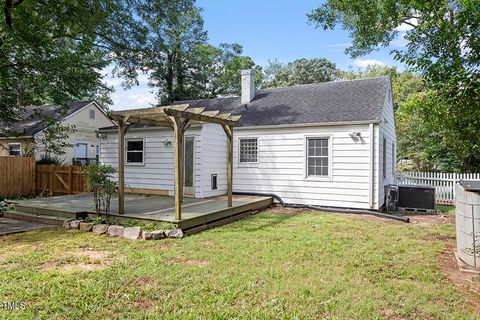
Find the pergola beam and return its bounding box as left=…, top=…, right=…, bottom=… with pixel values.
left=110, top=103, right=241, bottom=219
left=164, top=108, right=239, bottom=127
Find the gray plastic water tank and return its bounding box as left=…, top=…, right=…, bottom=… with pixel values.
left=456, top=181, right=480, bottom=268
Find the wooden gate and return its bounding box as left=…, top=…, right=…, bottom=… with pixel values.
left=35, top=165, right=86, bottom=196
left=0, top=157, right=35, bottom=197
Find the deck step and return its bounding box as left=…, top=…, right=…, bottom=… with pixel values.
left=4, top=210, right=68, bottom=226
left=13, top=205, right=82, bottom=219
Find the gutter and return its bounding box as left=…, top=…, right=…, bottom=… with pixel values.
left=235, top=120, right=380, bottom=131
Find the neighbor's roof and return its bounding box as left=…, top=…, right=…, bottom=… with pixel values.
left=0, top=100, right=94, bottom=137
left=175, top=76, right=391, bottom=127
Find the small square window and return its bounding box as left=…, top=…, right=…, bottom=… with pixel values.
left=306, top=138, right=329, bottom=177
left=239, top=138, right=258, bottom=163
left=211, top=174, right=218, bottom=190
left=126, top=139, right=144, bottom=163
left=8, top=143, right=21, bottom=156
left=89, top=109, right=95, bottom=119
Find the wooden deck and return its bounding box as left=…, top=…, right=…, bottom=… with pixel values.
left=11, top=194, right=273, bottom=230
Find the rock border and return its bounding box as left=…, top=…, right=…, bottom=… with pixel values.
left=63, top=220, right=183, bottom=240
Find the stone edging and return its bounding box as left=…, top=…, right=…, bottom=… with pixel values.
left=63, top=220, right=184, bottom=240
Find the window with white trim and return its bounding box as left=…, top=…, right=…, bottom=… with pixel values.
left=126, top=139, right=144, bottom=163
left=239, top=138, right=258, bottom=163
left=8, top=143, right=21, bottom=156
left=307, top=138, right=329, bottom=177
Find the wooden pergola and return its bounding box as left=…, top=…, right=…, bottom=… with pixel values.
left=109, top=104, right=241, bottom=221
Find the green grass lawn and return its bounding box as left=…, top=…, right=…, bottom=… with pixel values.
left=438, top=205, right=456, bottom=216
left=0, top=209, right=478, bottom=319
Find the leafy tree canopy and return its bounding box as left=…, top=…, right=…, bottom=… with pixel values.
left=263, top=58, right=340, bottom=88
left=309, top=0, right=480, bottom=172
left=0, top=0, right=146, bottom=127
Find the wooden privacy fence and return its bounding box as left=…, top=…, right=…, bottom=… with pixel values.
left=396, top=171, right=480, bottom=205
left=0, top=157, right=35, bottom=197
left=36, top=165, right=86, bottom=196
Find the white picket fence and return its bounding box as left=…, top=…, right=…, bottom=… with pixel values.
left=396, top=171, right=480, bottom=205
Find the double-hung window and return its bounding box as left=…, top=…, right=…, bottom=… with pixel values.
left=8, top=143, right=21, bottom=156
left=307, top=138, right=329, bottom=177
left=126, top=139, right=144, bottom=164
left=239, top=138, right=258, bottom=163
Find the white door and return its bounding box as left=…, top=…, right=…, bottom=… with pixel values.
left=184, top=136, right=195, bottom=196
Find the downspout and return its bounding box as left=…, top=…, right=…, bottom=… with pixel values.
left=369, top=123, right=375, bottom=209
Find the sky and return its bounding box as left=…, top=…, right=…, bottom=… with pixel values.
left=105, top=0, right=409, bottom=111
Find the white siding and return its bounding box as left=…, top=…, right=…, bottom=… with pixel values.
left=34, top=103, right=113, bottom=163
left=232, top=124, right=379, bottom=209
left=200, top=124, right=228, bottom=197
left=100, top=126, right=202, bottom=198
left=377, top=85, right=397, bottom=208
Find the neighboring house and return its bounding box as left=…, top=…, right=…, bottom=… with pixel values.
left=0, top=101, right=114, bottom=164
left=99, top=71, right=396, bottom=210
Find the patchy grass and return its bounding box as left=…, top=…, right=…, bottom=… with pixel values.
left=438, top=205, right=456, bottom=216
left=0, top=209, right=478, bottom=319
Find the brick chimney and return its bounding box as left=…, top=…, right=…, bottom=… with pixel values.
left=241, top=69, right=255, bottom=104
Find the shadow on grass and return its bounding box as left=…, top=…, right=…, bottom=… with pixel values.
left=225, top=212, right=299, bottom=233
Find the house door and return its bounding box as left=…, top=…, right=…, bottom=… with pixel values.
left=184, top=136, right=195, bottom=196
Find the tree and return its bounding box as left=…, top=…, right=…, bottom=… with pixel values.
left=138, top=0, right=208, bottom=104
left=194, top=43, right=262, bottom=98
left=343, top=65, right=425, bottom=109
left=35, top=118, right=77, bottom=164
left=309, top=0, right=480, bottom=171
left=263, top=58, right=340, bottom=88
left=0, top=0, right=145, bottom=127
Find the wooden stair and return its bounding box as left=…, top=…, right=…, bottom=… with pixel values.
left=4, top=210, right=69, bottom=226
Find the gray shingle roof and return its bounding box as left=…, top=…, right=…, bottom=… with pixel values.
left=176, top=76, right=390, bottom=127
left=0, top=101, right=93, bottom=137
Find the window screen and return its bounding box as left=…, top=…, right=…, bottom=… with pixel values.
left=89, top=109, right=95, bottom=119
left=8, top=143, right=21, bottom=156
left=307, top=138, right=329, bottom=176
left=239, top=138, right=258, bottom=163
left=126, top=140, right=144, bottom=163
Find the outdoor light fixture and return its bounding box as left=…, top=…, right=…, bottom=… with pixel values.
left=162, top=139, right=172, bottom=147
left=349, top=131, right=362, bottom=141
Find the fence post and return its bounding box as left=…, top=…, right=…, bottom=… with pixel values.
left=68, top=166, right=73, bottom=195
left=49, top=164, right=55, bottom=196
left=453, top=173, right=457, bottom=201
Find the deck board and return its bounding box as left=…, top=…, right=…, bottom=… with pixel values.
left=12, top=194, right=273, bottom=230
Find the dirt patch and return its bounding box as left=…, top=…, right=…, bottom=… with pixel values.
left=168, top=256, right=208, bottom=268
left=42, top=249, right=121, bottom=273
left=60, top=262, right=108, bottom=272
left=408, top=214, right=455, bottom=225
left=266, top=206, right=306, bottom=216
left=72, top=249, right=110, bottom=260
left=437, top=241, right=480, bottom=310
left=136, top=276, right=159, bottom=287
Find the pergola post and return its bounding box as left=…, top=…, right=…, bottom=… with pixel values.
left=171, top=116, right=183, bottom=221
left=109, top=105, right=241, bottom=219
left=117, top=119, right=125, bottom=214
left=222, top=125, right=234, bottom=207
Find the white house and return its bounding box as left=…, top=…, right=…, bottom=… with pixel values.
left=99, top=71, right=396, bottom=210
left=0, top=101, right=114, bottom=164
